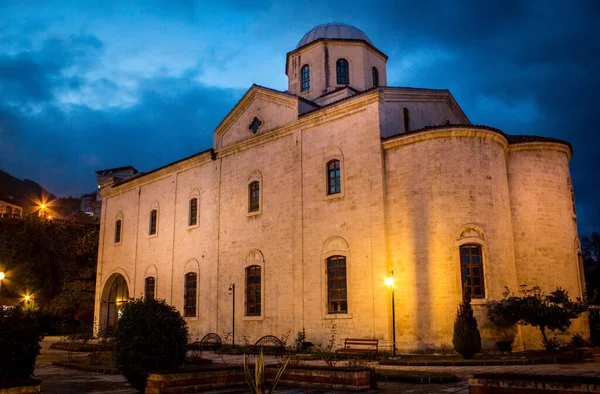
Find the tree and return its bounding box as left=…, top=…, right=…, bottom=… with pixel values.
left=492, top=285, right=587, bottom=350
left=115, top=298, right=188, bottom=392
left=582, top=231, right=600, bottom=304
left=452, top=291, right=482, bottom=359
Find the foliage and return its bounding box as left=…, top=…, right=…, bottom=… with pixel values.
left=452, top=292, right=482, bottom=359
left=279, top=329, right=291, bottom=347
left=570, top=333, right=591, bottom=348
left=115, top=298, right=188, bottom=392
left=487, top=291, right=520, bottom=342
left=0, top=307, right=44, bottom=381
left=582, top=231, right=600, bottom=305
left=0, top=218, right=99, bottom=327
left=243, top=350, right=290, bottom=394
left=491, top=285, right=587, bottom=350
left=325, top=322, right=338, bottom=352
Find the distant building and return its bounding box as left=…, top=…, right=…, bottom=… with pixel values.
left=85, top=167, right=139, bottom=218
left=94, top=23, right=587, bottom=350
left=0, top=196, right=22, bottom=219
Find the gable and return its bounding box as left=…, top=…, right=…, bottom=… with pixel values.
left=214, top=86, right=299, bottom=150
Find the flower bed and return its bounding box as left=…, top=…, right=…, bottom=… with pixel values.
left=144, top=364, right=374, bottom=393
left=469, top=372, right=600, bottom=393
left=0, top=378, right=41, bottom=394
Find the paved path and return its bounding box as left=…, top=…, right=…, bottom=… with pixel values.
left=34, top=338, right=599, bottom=394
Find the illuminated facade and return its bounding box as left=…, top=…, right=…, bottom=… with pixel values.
left=94, top=23, right=588, bottom=349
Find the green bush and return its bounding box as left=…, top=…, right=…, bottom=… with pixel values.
left=452, top=292, right=482, bottom=359
left=115, top=298, right=188, bottom=392
left=0, top=307, right=44, bottom=381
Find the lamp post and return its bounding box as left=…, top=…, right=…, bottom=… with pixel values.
left=228, top=283, right=235, bottom=348
left=385, top=271, right=396, bottom=357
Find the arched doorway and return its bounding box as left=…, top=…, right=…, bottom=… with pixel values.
left=102, top=273, right=129, bottom=331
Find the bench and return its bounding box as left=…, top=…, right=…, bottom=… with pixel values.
left=189, top=333, right=222, bottom=357
left=336, top=338, right=379, bottom=360
left=252, top=335, right=285, bottom=357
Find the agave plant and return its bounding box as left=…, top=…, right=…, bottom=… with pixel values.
left=243, top=350, right=290, bottom=394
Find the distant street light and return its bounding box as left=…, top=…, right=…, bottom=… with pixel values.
left=386, top=271, right=396, bottom=357
left=228, top=283, right=235, bottom=348
left=0, top=271, right=4, bottom=297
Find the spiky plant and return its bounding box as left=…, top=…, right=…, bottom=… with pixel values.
left=243, top=350, right=290, bottom=394
left=452, top=291, right=482, bottom=359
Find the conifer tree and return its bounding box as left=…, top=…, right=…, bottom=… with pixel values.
left=452, top=291, right=482, bottom=359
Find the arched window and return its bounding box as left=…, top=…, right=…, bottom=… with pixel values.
left=114, top=219, right=122, bottom=243
left=189, top=197, right=198, bottom=226
left=245, top=265, right=261, bottom=316
left=249, top=181, right=260, bottom=212
left=372, top=67, right=379, bottom=87
left=403, top=107, right=410, bottom=132
left=568, top=178, right=576, bottom=216
left=149, top=209, right=158, bottom=235
left=327, top=256, right=347, bottom=313
left=145, top=276, right=155, bottom=300
left=184, top=272, right=197, bottom=317
left=327, top=160, right=341, bottom=195
left=106, top=274, right=129, bottom=329
left=459, top=244, right=484, bottom=298
left=336, top=59, right=349, bottom=85
left=301, top=64, right=310, bottom=91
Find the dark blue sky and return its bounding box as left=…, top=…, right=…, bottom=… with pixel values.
left=0, top=1, right=599, bottom=235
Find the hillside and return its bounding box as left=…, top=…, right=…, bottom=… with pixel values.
left=0, top=169, right=54, bottom=206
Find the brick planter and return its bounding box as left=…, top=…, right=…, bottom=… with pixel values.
left=0, top=378, right=41, bottom=394
left=271, top=365, right=373, bottom=391
left=469, top=373, right=600, bottom=393
left=145, top=364, right=373, bottom=393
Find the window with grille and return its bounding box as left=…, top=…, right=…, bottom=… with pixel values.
left=460, top=244, right=485, bottom=298
left=301, top=64, right=310, bottom=91
left=372, top=67, right=379, bottom=87
left=145, top=277, right=155, bottom=300
left=114, top=219, right=122, bottom=243
left=327, top=160, right=341, bottom=195
left=327, top=256, right=347, bottom=313
left=336, top=59, right=349, bottom=85
left=245, top=265, right=261, bottom=316
left=249, top=181, right=260, bottom=212
left=149, top=209, right=157, bottom=235
left=189, top=198, right=198, bottom=226
left=184, top=272, right=197, bottom=317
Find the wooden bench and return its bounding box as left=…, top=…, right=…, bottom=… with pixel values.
left=336, top=338, right=379, bottom=360
left=252, top=335, right=285, bottom=357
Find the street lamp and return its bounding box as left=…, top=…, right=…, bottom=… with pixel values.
left=0, top=272, right=4, bottom=297
left=386, top=271, right=396, bottom=357
left=228, top=283, right=235, bottom=348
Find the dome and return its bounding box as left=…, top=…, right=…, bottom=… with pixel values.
left=296, top=23, right=372, bottom=49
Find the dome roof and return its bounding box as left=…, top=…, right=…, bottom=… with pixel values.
left=296, top=23, right=372, bottom=49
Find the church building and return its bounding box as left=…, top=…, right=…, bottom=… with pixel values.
left=93, top=23, right=588, bottom=350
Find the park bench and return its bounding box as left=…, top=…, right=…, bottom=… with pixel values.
left=252, top=335, right=285, bottom=357
left=189, top=333, right=222, bottom=357
left=336, top=338, right=379, bottom=360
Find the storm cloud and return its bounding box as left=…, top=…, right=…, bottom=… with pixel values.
left=0, top=0, right=599, bottom=234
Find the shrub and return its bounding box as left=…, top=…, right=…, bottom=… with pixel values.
left=115, top=298, right=188, bottom=392
left=0, top=307, right=44, bottom=381
left=452, top=292, right=482, bottom=359
left=489, top=285, right=587, bottom=350
left=571, top=333, right=591, bottom=348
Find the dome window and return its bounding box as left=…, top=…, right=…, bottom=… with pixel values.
left=336, top=59, right=349, bottom=85
left=301, top=65, right=310, bottom=91
left=372, top=67, right=379, bottom=88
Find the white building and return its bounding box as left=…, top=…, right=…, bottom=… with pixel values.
left=94, top=23, right=587, bottom=350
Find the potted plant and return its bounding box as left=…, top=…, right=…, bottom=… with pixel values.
left=487, top=298, right=518, bottom=355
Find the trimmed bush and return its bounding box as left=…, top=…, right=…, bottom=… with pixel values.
left=0, top=307, right=44, bottom=381
left=452, top=292, right=481, bottom=359
left=115, top=298, right=188, bottom=392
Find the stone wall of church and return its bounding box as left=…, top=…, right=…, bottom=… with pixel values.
left=383, top=128, right=519, bottom=350
left=507, top=145, right=589, bottom=348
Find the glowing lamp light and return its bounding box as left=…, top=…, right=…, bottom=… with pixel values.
left=24, top=295, right=30, bottom=302
left=0, top=272, right=5, bottom=281
left=385, top=276, right=394, bottom=287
